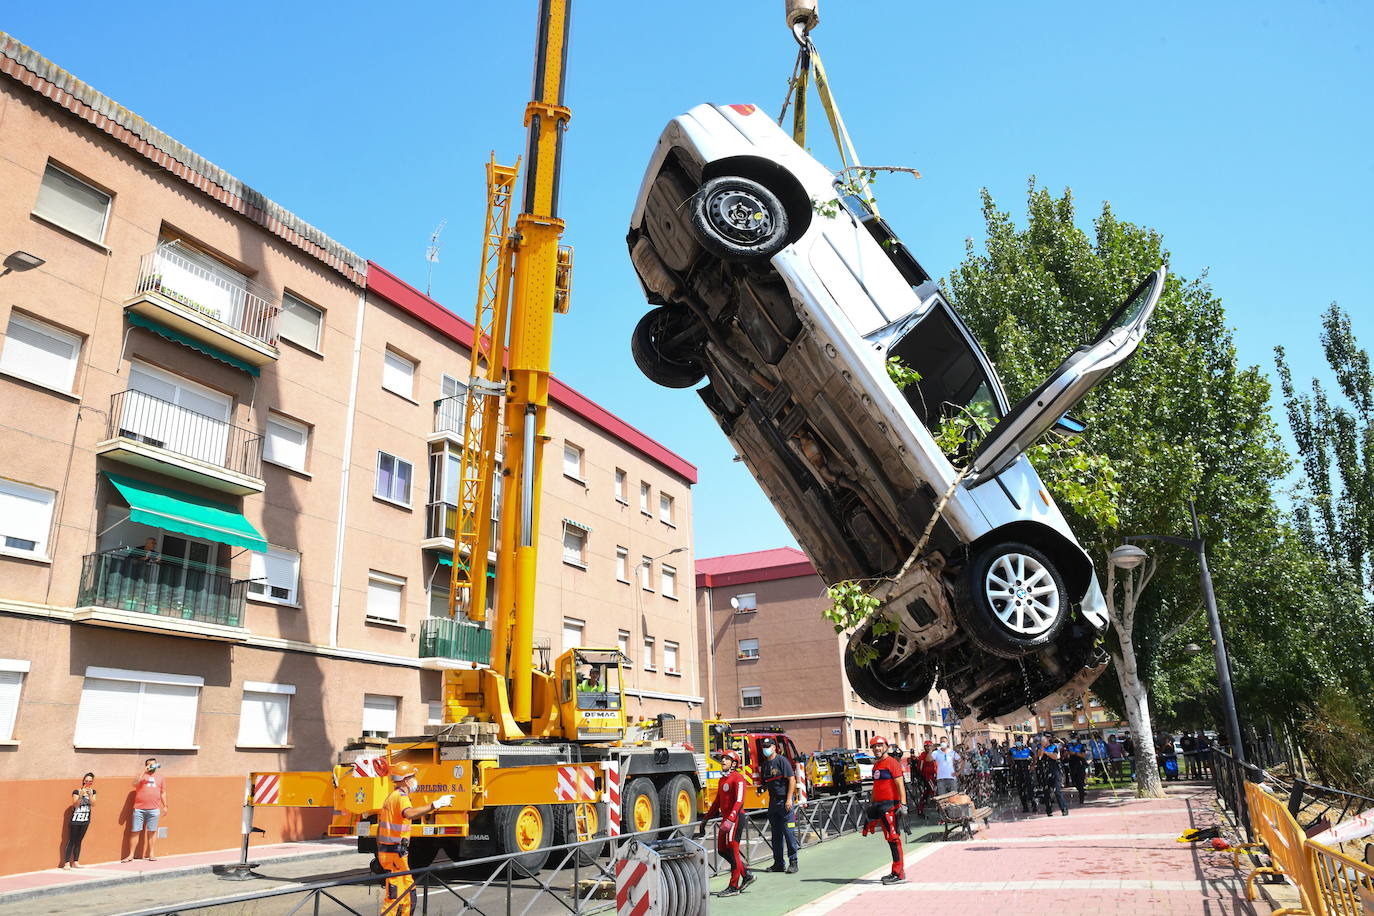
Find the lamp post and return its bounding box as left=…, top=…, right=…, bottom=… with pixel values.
left=1117, top=500, right=1245, bottom=766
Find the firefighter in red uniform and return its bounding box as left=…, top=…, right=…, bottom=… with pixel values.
left=861, top=735, right=907, bottom=885
left=698, top=750, right=755, bottom=897
left=376, top=762, right=453, bottom=916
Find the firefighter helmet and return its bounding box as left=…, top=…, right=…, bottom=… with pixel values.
left=720, top=750, right=742, bottom=768
left=868, top=735, right=889, bottom=749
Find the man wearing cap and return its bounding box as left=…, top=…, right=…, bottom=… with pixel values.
left=861, top=736, right=907, bottom=885
left=700, top=750, right=755, bottom=896
left=1008, top=735, right=1036, bottom=812
left=1065, top=732, right=1089, bottom=804
left=377, top=762, right=454, bottom=916
left=1035, top=733, right=1069, bottom=817
left=758, top=736, right=799, bottom=874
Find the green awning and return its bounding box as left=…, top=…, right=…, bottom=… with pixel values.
left=127, top=312, right=260, bottom=376
left=434, top=555, right=495, bottom=578
left=105, top=471, right=266, bottom=551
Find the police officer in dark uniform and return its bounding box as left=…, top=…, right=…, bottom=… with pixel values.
left=1065, top=732, right=1089, bottom=804
left=758, top=737, right=799, bottom=874
left=1008, top=734, right=1036, bottom=812
left=1036, top=733, right=1069, bottom=817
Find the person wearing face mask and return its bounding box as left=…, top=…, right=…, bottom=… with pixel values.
left=860, top=736, right=907, bottom=885
left=699, top=750, right=755, bottom=896
left=1065, top=732, right=1089, bottom=804
left=931, top=738, right=960, bottom=795
left=1008, top=736, right=1036, bottom=813
left=376, top=762, right=454, bottom=916
left=123, top=758, right=167, bottom=862
left=1035, top=734, right=1069, bottom=817
left=910, top=740, right=938, bottom=820
left=758, top=737, right=799, bottom=874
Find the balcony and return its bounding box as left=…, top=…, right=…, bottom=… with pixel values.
left=124, top=242, right=279, bottom=367
left=433, top=395, right=465, bottom=443
left=419, top=616, right=492, bottom=668
left=96, top=390, right=264, bottom=495
left=423, top=500, right=457, bottom=551
left=74, top=548, right=249, bottom=641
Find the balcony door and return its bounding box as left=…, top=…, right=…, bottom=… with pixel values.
left=124, top=362, right=231, bottom=466
left=153, top=241, right=252, bottom=330
left=157, top=533, right=217, bottom=595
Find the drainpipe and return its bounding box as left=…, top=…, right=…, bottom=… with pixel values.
left=329, top=289, right=367, bottom=648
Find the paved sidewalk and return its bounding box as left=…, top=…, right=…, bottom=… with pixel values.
left=792, top=783, right=1254, bottom=915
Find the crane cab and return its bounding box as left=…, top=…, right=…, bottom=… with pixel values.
left=556, top=648, right=628, bottom=741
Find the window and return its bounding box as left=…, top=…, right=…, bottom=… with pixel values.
left=248, top=546, right=300, bottom=605
left=366, top=571, right=404, bottom=623
left=0, top=479, right=55, bottom=558
left=642, top=637, right=656, bottom=670
left=124, top=361, right=233, bottom=466
left=278, top=292, right=323, bottom=351
left=661, top=564, right=677, bottom=598
left=0, top=659, right=29, bottom=741
left=664, top=641, right=679, bottom=674
left=563, top=523, right=587, bottom=566
left=563, top=443, right=584, bottom=481
left=236, top=682, right=293, bottom=747
left=1, top=313, right=81, bottom=392
left=615, top=547, right=629, bottom=583
left=738, top=638, right=760, bottom=660
left=264, top=413, right=309, bottom=471
left=362, top=694, right=399, bottom=738
left=562, top=617, right=585, bottom=651
left=34, top=162, right=111, bottom=243
left=732, top=593, right=757, bottom=613
left=73, top=667, right=202, bottom=749
left=427, top=700, right=444, bottom=727
left=640, top=556, right=653, bottom=590
left=382, top=349, right=415, bottom=399
left=741, top=686, right=762, bottom=709
left=375, top=452, right=413, bottom=506
left=640, top=482, right=651, bottom=515
left=617, top=629, right=630, bottom=657
left=889, top=302, right=1002, bottom=433
left=659, top=493, right=675, bottom=525
left=614, top=469, right=627, bottom=504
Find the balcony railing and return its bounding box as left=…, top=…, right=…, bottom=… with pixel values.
left=134, top=242, right=279, bottom=347
left=108, top=389, right=263, bottom=479
left=426, top=500, right=457, bottom=542
left=434, top=395, right=467, bottom=437
left=419, top=616, right=492, bottom=664
left=78, top=547, right=247, bottom=627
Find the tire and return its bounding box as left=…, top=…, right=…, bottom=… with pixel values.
left=957, top=541, right=1069, bottom=658
left=631, top=306, right=706, bottom=388
left=553, top=802, right=608, bottom=865
left=407, top=839, right=439, bottom=870
left=658, top=774, right=698, bottom=838
left=844, top=619, right=938, bottom=709
left=623, top=777, right=658, bottom=836
left=494, top=803, right=553, bottom=876
left=690, top=176, right=789, bottom=262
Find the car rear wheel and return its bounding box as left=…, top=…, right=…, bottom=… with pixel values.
left=844, top=619, right=937, bottom=709
left=959, top=541, right=1069, bottom=658
left=691, top=176, right=789, bottom=262
left=631, top=306, right=706, bottom=388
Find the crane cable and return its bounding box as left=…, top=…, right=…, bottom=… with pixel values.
left=777, top=1, right=878, bottom=211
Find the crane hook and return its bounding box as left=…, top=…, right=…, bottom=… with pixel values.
left=786, top=0, right=819, bottom=44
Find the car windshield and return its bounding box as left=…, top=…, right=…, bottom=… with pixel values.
left=574, top=652, right=622, bottom=710
left=887, top=302, right=1002, bottom=431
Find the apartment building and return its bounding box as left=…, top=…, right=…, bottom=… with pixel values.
left=695, top=547, right=1038, bottom=753
left=1033, top=693, right=1127, bottom=738
left=0, top=34, right=697, bottom=874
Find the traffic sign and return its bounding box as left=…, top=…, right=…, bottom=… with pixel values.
left=941, top=707, right=955, bottom=726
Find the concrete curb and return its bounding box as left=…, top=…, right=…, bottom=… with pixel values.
left=0, top=842, right=363, bottom=906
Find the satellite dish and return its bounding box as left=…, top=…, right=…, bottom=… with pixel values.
left=729, top=596, right=740, bottom=610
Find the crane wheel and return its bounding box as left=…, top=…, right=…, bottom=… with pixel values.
left=494, top=803, right=552, bottom=875
left=658, top=774, right=698, bottom=838
left=623, top=777, right=658, bottom=835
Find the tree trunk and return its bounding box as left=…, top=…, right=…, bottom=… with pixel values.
left=1113, top=632, right=1166, bottom=798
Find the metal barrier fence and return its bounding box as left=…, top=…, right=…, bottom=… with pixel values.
left=112, top=792, right=874, bottom=916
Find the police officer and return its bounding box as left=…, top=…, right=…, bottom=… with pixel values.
left=1035, top=733, right=1069, bottom=817
left=1008, top=734, right=1036, bottom=812
left=1065, top=732, right=1089, bottom=804
left=758, top=736, right=799, bottom=874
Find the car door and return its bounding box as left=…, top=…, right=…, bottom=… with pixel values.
left=966, top=268, right=1165, bottom=486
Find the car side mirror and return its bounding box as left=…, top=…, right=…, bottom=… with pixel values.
left=1053, top=414, right=1087, bottom=436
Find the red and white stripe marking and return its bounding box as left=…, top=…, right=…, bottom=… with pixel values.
left=251, top=774, right=280, bottom=805
left=352, top=755, right=386, bottom=778
left=614, top=857, right=651, bottom=916
left=603, top=760, right=622, bottom=836
left=555, top=765, right=597, bottom=801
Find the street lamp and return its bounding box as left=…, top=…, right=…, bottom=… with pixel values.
left=1116, top=499, right=1246, bottom=765
left=0, top=250, right=45, bottom=277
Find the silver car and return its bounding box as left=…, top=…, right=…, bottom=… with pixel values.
left=627, top=103, right=1161, bottom=721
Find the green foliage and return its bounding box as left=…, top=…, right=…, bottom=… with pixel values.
left=822, top=580, right=893, bottom=668
left=885, top=356, right=921, bottom=391
left=1297, top=688, right=1374, bottom=795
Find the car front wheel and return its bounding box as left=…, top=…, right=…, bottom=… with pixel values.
left=690, top=176, right=789, bottom=262
left=959, top=541, right=1069, bottom=658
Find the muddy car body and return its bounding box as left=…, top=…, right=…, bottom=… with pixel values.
left=626, top=103, right=1161, bottom=721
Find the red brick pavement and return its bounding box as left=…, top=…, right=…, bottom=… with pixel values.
left=796, top=784, right=1255, bottom=915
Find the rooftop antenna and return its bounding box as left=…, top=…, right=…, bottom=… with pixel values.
left=425, top=219, right=447, bottom=296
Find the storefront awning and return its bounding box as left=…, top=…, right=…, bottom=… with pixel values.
left=105, top=472, right=266, bottom=552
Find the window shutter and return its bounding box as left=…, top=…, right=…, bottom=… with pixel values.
left=74, top=678, right=140, bottom=747
left=0, top=481, right=54, bottom=555
left=0, top=671, right=23, bottom=741
left=237, top=691, right=290, bottom=746
left=367, top=574, right=403, bottom=622
left=34, top=164, right=110, bottom=242
left=264, top=416, right=307, bottom=470
left=135, top=682, right=199, bottom=748
left=1, top=314, right=80, bottom=390
left=383, top=351, right=414, bottom=397
left=562, top=618, right=584, bottom=651
left=362, top=694, right=398, bottom=736
left=278, top=294, right=322, bottom=350
left=563, top=445, right=581, bottom=478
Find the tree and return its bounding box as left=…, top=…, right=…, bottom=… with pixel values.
left=947, top=180, right=1293, bottom=795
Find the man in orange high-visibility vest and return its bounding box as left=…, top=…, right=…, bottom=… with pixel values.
left=377, top=762, right=453, bottom=916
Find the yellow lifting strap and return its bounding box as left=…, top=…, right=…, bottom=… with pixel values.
left=778, top=0, right=876, bottom=211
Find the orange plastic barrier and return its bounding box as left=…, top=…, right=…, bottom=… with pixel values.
left=1306, top=841, right=1374, bottom=916
left=1242, top=780, right=1321, bottom=915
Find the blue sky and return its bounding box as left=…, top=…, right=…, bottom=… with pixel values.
left=8, top=0, right=1370, bottom=559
